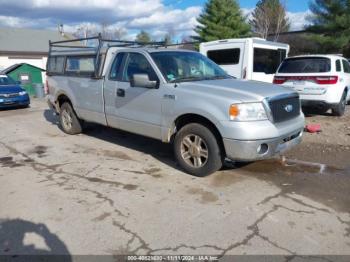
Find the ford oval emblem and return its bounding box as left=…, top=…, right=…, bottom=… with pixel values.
left=284, top=104, right=293, bottom=113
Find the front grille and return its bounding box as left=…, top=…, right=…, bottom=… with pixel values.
left=268, top=94, right=300, bottom=123
left=0, top=93, right=19, bottom=98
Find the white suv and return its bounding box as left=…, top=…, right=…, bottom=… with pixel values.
left=274, top=55, right=350, bottom=116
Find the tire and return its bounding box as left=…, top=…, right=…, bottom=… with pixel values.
left=59, top=102, right=83, bottom=135
left=174, top=123, right=223, bottom=177
left=332, top=91, right=347, bottom=117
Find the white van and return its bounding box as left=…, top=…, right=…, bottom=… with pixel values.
left=200, top=38, right=289, bottom=83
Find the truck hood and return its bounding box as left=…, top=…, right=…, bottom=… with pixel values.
left=178, top=78, right=296, bottom=102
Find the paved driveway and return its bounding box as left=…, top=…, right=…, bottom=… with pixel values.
left=0, top=100, right=349, bottom=261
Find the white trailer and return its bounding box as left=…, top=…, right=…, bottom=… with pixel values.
left=200, top=38, right=290, bottom=83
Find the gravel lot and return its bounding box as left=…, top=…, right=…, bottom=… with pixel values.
left=0, top=99, right=349, bottom=261
left=286, top=108, right=350, bottom=169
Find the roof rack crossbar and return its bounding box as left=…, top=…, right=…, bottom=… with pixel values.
left=49, top=34, right=167, bottom=48
left=50, top=44, right=96, bottom=49
left=50, top=35, right=101, bottom=45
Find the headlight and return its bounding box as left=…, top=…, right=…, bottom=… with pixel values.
left=19, top=91, right=27, bottom=96
left=229, top=102, right=268, bottom=121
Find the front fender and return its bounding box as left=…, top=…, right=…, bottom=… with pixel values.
left=161, top=99, right=230, bottom=142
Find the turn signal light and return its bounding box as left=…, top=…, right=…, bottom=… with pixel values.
left=229, top=105, right=240, bottom=119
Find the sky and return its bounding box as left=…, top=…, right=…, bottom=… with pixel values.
left=166, top=0, right=309, bottom=12
left=0, top=0, right=311, bottom=41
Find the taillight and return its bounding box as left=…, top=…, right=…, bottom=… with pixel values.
left=45, top=79, right=49, bottom=95
left=273, top=76, right=338, bottom=85
left=314, top=76, right=338, bottom=85
left=273, top=76, right=287, bottom=84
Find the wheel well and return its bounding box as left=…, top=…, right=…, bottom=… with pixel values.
left=173, top=114, right=226, bottom=156
left=57, top=94, right=71, bottom=109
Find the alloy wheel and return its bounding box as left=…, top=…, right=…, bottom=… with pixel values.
left=180, top=134, right=209, bottom=168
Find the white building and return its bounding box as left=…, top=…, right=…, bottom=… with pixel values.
left=0, top=27, right=73, bottom=73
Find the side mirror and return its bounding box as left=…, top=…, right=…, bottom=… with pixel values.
left=16, top=81, right=21, bottom=85
left=131, top=74, right=158, bottom=89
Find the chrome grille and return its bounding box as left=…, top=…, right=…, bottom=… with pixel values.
left=268, top=94, right=301, bottom=123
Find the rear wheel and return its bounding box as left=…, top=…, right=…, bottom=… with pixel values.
left=332, top=91, right=347, bottom=116
left=174, top=123, right=223, bottom=177
left=59, top=102, right=83, bottom=135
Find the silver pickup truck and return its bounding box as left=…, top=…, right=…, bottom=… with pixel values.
left=46, top=37, right=305, bottom=176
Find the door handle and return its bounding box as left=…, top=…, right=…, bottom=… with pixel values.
left=117, top=88, right=125, bottom=97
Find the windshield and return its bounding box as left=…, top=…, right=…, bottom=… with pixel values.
left=278, top=57, right=331, bottom=73
left=0, top=75, right=16, bottom=86
left=150, top=51, right=231, bottom=83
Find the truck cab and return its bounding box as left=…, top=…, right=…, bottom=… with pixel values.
left=46, top=36, right=304, bottom=176
left=200, top=38, right=289, bottom=83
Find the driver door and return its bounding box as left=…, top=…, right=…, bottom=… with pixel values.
left=104, top=52, right=163, bottom=140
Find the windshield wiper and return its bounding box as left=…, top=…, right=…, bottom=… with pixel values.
left=170, top=75, right=233, bottom=83
left=169, top=76, right=204, bottom=83
left=201, top=75, right=232, bottom=80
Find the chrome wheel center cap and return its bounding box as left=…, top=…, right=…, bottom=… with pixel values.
left=190, top=146, right=200, bottom=157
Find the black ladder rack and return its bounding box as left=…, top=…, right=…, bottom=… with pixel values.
left=48, top=34, right=168, bottom=78
left=48, top=33, right=199, bottom=78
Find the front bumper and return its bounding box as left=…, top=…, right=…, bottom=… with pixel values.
left=223, top=128, right=303, bottom=161
left=0, top=95, right=30, bottom=108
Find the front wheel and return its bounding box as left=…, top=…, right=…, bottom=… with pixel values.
left=332, top=91, right=347, bottom=116
left=174, top=123, right=223, bottom=177
left=59, top=102, right=83, bottom=135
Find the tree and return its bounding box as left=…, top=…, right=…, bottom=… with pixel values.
left=136, top=30, right=151, bottom=43
left=74, top=24, right=96, bottom=39
left=249, top=0, right=290, bottom=41
left=277, top=33, right=321, bottom=55
left=193, top=0, right=251, bottom=42
left=307, top=0, right=350, bottom=55
left=99, top=22, right=127, bottom=40
left=74, top=23, right=97, bottom=46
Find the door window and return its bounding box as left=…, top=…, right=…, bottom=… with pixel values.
left=336, top=60, right=342, bottom=72
left=109, top=53, right=125, bottom=81
left=207, top=48, right=240, bottom=65
left=342, top=60, right=350, bottom=73
left=254, top=48, right=287, bottom=74
left=122, top=53, right=158, bottom=82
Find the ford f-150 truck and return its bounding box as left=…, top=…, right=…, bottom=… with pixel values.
left=46, top=36, right=305, bottom=176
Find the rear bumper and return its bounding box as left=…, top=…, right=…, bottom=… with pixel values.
left=299, top=91, right=343, bottom=105
left=223, top=128, right=303, bottom=161
left=301, top=100, right=337, bottom=108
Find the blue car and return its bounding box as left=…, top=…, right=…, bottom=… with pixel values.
left=0, top=74, right=30, bottom=109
